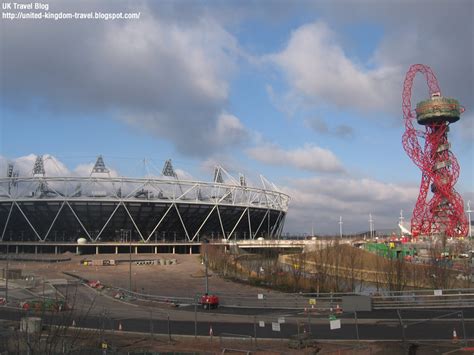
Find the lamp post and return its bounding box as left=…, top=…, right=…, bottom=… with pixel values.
left=467, top=201, right=472, bottom=238
left=399, top=209, right=404, bottom=237
left=202, top=241, right=209, bottom=294
left=129, top=230, right=132, bottom=292
left=369, top=214, right=374, bottom=239
left=5, top=245, right=8, bottom=303
left=339, top=216, right=343, bottom=239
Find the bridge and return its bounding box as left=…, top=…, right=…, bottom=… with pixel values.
left=0, top=238, right=356, bottom=255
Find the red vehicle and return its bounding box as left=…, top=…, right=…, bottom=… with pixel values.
left=88, top=280, right=104, bottom=289
left=200, top=293, right=219, bottom=309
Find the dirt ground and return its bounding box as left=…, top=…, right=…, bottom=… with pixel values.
left=1, top=253, right=473, bottom=354
left=0, top=252, right=280, bottom=298
left=71, top=330, right=471, bottom=354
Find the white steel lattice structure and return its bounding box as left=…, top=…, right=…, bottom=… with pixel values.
left=0, top=156, right=290, bottom=243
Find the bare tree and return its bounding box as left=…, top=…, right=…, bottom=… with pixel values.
left=345, top=245, right=363, bottom=292
left=310, top=240, right=332, bottom=294
left=383, top=254, right=409, bottom=292
left=204, top=244, right=233, bottom=277
left=288, top=252, right=306, bottom=292
left=424, top=240, right=455, bottom=289
left=331, top=240, right=343, bottom=292
left=10, top=281, right=100, bottom=354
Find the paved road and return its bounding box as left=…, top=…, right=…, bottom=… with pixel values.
left=183, top=305, right=474, bottom=319
left=1, top=304, right=473, bottom=342
left=3, top=283, right=474, bottom=342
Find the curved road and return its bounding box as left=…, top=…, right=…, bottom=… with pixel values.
left=2, top=283, right=473, bottom=342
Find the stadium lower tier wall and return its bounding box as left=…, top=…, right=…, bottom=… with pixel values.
left=0, top=201, right=286, bottom=243
left=0, top=243, right=203, bottom=255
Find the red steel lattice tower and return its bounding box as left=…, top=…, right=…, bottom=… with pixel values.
left=402, top=64, right=468, bottom=238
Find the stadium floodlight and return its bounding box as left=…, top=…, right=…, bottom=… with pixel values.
left=91, top=155, right=110, bottom=174
left=7, top=163, right=15, bottom=194
left=239, top=174, right=246, bottom=187
left=213, top=166, right=224, bottom=183
left=32, top=155, right=45, bottom=177
left=7, top=163, right=14, bottom=178
left=162, top=159, right=178, bottom=178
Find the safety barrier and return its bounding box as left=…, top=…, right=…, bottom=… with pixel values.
left=371, top=288, right=474, bottom=309
left=76, top=273, right=474, bottom=311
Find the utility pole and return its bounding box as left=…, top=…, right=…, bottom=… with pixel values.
left=5, top=245, right=8, bottom=303
left=339, top=216, right=343, bottom=239
left=399, top=209, right=404, bottom=237
left=369, top=214, right=374, bottom=239
left=204, top=244, right=209, bottom=294
left=194, top=297, right=197, bottom=338
left=128, top=230, right=132, bottom=292
left=467, top=201, right=472, bottom=238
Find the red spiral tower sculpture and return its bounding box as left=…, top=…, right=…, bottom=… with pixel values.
left=402, top=64, right=468, bottom=238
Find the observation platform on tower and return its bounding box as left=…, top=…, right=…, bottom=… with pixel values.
left=416, top=94, right=461, bottom=125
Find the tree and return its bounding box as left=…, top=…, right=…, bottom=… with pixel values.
left=345, top=245, right=363, bottom=292
left=424, top=240, right=455, bottom=289
left=288, top=251, right=306, bottom=292
left=310, top=240, right=331, bottom=294
left=383, top=254, right=409, bottom=292
left=331, top=240, right=343, bottom=292
left=10, top=281, right=100, bottom=354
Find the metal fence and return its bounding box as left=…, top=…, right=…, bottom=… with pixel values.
left=371, top=288, right=474, bottom=309
left=88, top=279, right=474, bottom=311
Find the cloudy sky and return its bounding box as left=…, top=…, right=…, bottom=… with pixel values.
left=1, top=0, right=472, bottom=235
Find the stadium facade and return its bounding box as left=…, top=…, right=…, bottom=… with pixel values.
left=0, top=156, right=290, bottom=246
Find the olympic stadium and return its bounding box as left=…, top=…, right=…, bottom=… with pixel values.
left=0, top=155, right=290, bottom=254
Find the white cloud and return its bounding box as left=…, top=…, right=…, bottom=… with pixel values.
left=175, top=168, right=194, bottom=181
left=304, top=117, right=354, bottom=138
left=214, top=112, right=249, bottom=147
left=268, top=22, right=401, bottom=113
left=266, top=84, right=305, bottom=118
left=2, top=8, right=242, bottom=156
left=281, top=176, right=419, bottom=234
left=247, top=143, right=344, bottom=173
left=73, top=163, right=120, bottom=178
left=0, top=154, right=126, bottom=178
left=103, top=17, right=235, bottom=104
left=1, top=154, right=71, bottom=177
left=457, top=113, right=474, bottom=142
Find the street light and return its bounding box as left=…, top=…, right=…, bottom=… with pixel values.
left=467, top=201, right=472, bottom=238
left=339, top=216, right=343, bottom=239
left=202, top=240, right=209, bottom=294
left=4, top=245, right=9, bottom=304
left=369, top=214, right=374, bottom=239
left=399, top=209, right=404, bottom=237
left=129, top=230, right=132, bottom=292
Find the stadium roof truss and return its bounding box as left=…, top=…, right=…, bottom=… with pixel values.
left=0, top=176, right=289, bottom=243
